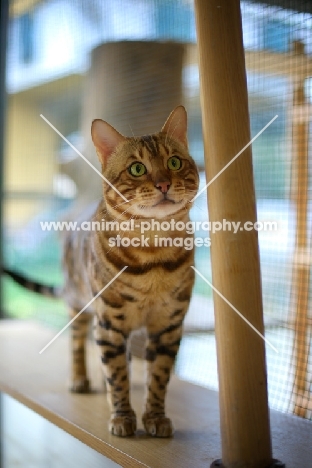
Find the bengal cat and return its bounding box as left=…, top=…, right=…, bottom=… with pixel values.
left=6, top=106, right=199, bottom=437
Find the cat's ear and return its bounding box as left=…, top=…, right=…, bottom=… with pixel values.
left=161, top=105, right=188, bottom=148
left=91, top=119, right=125, bottom=165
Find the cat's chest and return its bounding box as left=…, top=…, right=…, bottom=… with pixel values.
left=92, top=262, right=188, bottom=316
left=124, top=272, right=182, bottom=329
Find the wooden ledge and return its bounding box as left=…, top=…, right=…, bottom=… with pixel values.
left=0, top=320, right=311, bottom=467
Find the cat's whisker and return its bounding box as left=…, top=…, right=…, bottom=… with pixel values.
left=112, top=198, right=136, bottom=209
left=102, top=197, right=136, bottom=213
left=187, top=200, right=207, bottom=213
left=128, top=139, right=140, bottom=153
left=128, top=124, right=134, bottom=138
left=92, top=211, right=108, bottom=223
left=127, top=125, right=140, bottom=153
left=111, top=204, right=135, bottom=221
left=103, top=196, right=137, bottom=211
left=99, top=206, right=134, bottom=224
left=93, top=197, right=137, bottom=223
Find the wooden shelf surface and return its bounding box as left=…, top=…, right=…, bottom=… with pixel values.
left=0, top=320, right=311, bottom=468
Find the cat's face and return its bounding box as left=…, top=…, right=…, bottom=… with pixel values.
left=91, top=106, right=199, bottom=219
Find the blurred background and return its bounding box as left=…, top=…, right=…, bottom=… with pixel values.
left=1, top=0, right=312, bottom=435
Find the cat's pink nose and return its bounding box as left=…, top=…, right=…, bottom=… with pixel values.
left=156, top=181, right=170, bottom=193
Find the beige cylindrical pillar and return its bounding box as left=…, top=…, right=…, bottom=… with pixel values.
left=291, top=44, right=310, bottom=418
left=194, top=1, right=273, bottom=466
left=63, top=41, right=184, bottom=208
left=81, top=41, right=184, bottom=138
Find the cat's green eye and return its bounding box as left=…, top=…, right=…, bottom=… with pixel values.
left=167, top=156, right=182, bottom=171
left=129, top=162, right=147, bottom=177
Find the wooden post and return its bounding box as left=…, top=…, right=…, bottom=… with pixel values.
left=194, top=1, right=273, bottom=466
left=291, top=42, right=310, bottom=418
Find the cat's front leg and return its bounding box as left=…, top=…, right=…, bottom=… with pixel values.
left=94, top=314, right=136, bottom=437
left=143, top=317, right=184, bottom=437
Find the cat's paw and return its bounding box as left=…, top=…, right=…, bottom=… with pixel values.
left=109, top=413, right=137, bottom=437
left=69, top=377, right=90, bottom=393
left=142, top=413, right=174, bottom=437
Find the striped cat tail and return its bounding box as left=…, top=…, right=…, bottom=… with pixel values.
left=2, top=267, right=62, bottom=298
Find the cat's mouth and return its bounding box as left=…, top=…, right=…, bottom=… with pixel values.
left=151, top=192, right=181, bottom=207
left=134, top=196, right=186, bottom=218
left=152, top=198, right=176, bottom=207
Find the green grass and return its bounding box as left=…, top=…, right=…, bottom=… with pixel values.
left=3, top=231, right=68, bottom=329
left=3, top=277, right=68, bottom=329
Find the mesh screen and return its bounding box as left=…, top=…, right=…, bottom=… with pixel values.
left=3, top=0, right=312, bottom=420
